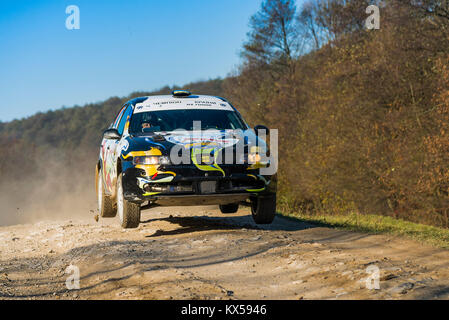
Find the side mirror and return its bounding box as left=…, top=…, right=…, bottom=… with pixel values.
left=103, top=128, right=121, bottom=140
left=254, top=125, right=270, bottom=136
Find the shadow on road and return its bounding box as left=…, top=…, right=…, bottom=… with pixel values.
left=141, top=213, right=317, bottom=238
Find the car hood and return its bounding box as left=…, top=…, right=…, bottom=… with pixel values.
left=121, top=129, right=266, bottom=156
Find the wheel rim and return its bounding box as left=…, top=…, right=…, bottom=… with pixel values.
left=117, top=176, right=124, bottom=224
left=98, top=171, right=103, bottom=213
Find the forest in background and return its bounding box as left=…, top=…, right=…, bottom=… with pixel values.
left=0, top=0, right=448, bottom=228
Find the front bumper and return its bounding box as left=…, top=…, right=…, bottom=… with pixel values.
left=137, top=193, right=254, bottom=206
left=121, top=164, right=277, bottom=204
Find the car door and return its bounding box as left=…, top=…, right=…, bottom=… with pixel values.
left=102, top=105, right=127, bottom=194
left=106, top=104, right=133, bottom=193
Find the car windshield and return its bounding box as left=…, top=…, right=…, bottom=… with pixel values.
left=129, top=109, right=247, bottom=133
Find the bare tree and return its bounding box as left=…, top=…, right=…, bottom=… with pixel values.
left=306, top=0, right=371, bottom=43
left=243, top=0, right=299, bottom=66
left=298, top=0, right=324, bottom=50
left=400, top=0, right=449, bottom=29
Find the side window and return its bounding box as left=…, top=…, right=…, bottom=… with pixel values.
left=117, top=105, right=133, bottom=135
left=112, top=105, right=127, bottom=129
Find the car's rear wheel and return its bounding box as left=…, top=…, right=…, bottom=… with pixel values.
left=219, top=203, right=239, bottom=214
left=251, top=194, right=276, bottom=224
left=97, top=167, right=117, bottom=218
left=117, top=173, right=141, bottom=229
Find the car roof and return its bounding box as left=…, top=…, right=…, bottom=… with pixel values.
left=130, top=95, right=235, bottom=113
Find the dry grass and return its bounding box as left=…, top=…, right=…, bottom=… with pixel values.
left=282, top=212, right=449, bottom=249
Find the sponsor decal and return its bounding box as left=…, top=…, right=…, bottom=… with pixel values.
left=120, top=140, right=129, bottom=152
left=134, top=97, right=234, bottom=112
left=165, top=132, right=239, bottom=149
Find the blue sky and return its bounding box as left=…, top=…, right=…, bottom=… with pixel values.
left=0, top=0, right=303, bottom=121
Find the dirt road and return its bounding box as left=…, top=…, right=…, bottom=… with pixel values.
left=1, top=206, right=449, bottom=300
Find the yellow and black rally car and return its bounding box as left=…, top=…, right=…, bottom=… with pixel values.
left=96, top=90, right=277, bottom=228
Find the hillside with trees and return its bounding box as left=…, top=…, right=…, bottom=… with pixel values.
left=224, top=0, right=449, bottom=227
left=0, top=0, right=448, bottom=228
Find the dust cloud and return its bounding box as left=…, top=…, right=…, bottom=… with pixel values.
left=0, top=151, right=97, bottom=226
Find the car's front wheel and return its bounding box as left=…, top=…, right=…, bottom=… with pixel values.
left=117, top=173, right=141, bottom=229
left=97, top=167, right=117, bottom=218
left=251, top=194, right=276, bottom=224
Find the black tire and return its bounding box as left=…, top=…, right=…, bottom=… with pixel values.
left=251, top=194, right=276, bottom=224
left=219, top=203, right=239, bottom=214
left=117, top=173, right=141, bottom=229
left=97, top=167, right=117, bottom=218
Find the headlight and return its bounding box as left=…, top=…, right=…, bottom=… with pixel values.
left=133, top=156, right=171, bottom=165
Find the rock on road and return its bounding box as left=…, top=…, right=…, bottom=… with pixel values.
left=1, top=206, right=449, bottom=300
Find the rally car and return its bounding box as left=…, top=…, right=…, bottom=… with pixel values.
left=95, top=90, right=277, bottom=228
